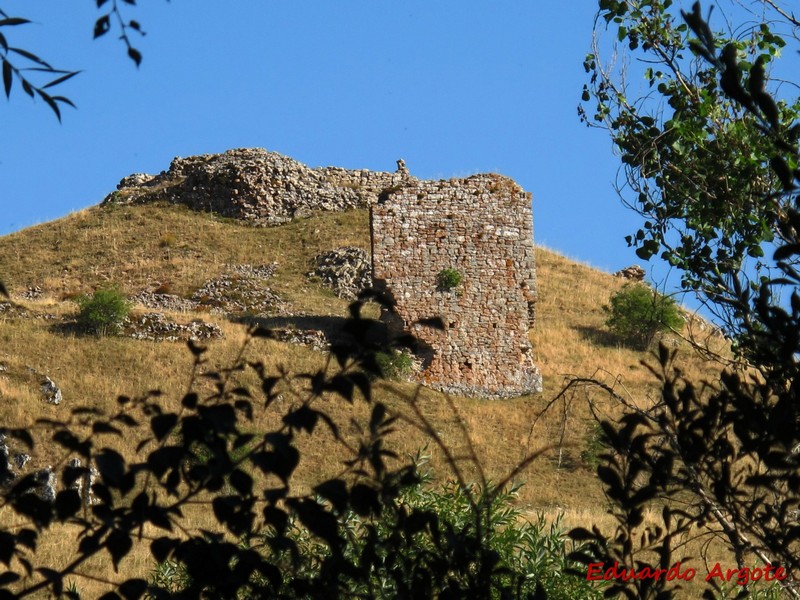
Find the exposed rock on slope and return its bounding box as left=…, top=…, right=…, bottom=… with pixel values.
left=122, top=313, right=222, bottom=342
left=106, top=148, right=414, bottom=225
left=308, top=247, right=372, bottom=300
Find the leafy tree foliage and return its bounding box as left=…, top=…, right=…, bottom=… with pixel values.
left=573, top=2, right=800, bottom=598
left=1, top=1, right=149, bottom=120
left=0, top=292, right=594, bottom=598
left=581, top=0, right=800, bottom=338
left=147, top=470, right=601, bottom=599
left=604, top=282, right=683, bottom=349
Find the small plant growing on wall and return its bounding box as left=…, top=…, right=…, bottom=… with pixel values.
left=437, top=268, right=462, bottom=291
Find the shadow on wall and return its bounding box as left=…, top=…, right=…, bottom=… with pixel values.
left=370, top=278, right=436, bottom=370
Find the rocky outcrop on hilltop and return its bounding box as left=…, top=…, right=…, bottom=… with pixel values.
left=614, top=265, right=646, bottom=281
left=105, top=148, right=415, bottom=225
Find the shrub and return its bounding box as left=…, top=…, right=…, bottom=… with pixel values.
left=436, top=268, right=462, bottom=291
left=603, top=283, right=682, bottom=350
left=149, top=466, right=604, bottom=599
left=158, top=233, right=176, bottom=248
left=579, top=422, right=606, bottom=470
left=75, top=285, right=131, bottom=335
left=375, top=349, right=414, bottom=379
left=1, top=292, right=596, bottom=598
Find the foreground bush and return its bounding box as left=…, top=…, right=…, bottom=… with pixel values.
left=147, top=462, right=601, bottom=599
left=0, top=292, right=588, bottom=599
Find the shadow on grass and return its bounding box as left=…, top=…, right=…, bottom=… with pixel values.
left=231, top=314, right=393, bottom=348
left=49, top=320, right=99, bottom=338
left=573, top=325, right=624, bottom=349
left=233, top=314, right=437, bottom=366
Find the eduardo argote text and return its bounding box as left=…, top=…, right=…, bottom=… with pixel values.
left=586, top=561, right=788, bottom=586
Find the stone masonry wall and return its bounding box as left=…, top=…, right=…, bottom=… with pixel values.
left=371, top=174, right=542, bottom=398
left=107, top=148, right=414, bottom=225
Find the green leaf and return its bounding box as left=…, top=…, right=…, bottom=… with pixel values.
left=42, top=70, right=80, bottom=90
left=127, top=47, right=142, bottom=67
left=106, top=529, right=132, bottom=571
left=0, top=18, right=31, bottom=27
left=94, top=15, right=111, bottom=39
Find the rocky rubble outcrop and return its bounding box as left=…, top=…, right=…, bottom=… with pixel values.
left=20, top=286, right=43, bottom=300
left=0, top=301, right=29, bottom=318
left=614, top=265, right=646, bottom=281
left=0, top=434, right=99, bottom=505
left=123, top=313, right=223, bottom=342
left=308, top=247, right=372, bottom=299
left=191, top=263, right=288, bottom=315
left=0, top=298, right=57, bottom=321
left=131, top=291, right=199, bottom=313
left=41, top=376, right=62, bottom=405
left=271, top=327, right=329, bottom=351
left=130, top=264, right=285, bottom=319
left=106, top=148, right=415, bottom=225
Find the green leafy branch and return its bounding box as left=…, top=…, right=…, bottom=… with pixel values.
left=0, top=1, right=151, bottom=120
left=93, top=0, right=148, bottom=67
left=0, top=10, right=79, bottom=121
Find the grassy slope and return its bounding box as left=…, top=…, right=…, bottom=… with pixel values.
left=0, top=202, right=729, bottom=593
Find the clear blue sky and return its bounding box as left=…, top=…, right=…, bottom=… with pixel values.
left=2, top=1, right=656, bottom=283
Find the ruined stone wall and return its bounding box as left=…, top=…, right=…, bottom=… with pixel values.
left=108, top=148, right=414, bottom=225
left=371, top=174, right=541, bottom=398
left=108, top=148, right=541, bottom=397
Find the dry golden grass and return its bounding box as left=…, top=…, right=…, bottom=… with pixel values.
left=0, top=203, right=735, bottom=596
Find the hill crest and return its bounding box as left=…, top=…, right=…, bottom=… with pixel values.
left=104, top=147, right=416, bottom=225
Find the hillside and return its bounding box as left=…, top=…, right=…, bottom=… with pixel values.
left=0, top=198, right=726, bottom=491
left=0, top=200, right=728, bottom=593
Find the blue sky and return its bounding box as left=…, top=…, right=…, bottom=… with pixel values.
left=3, top=1, right=658, bottom=285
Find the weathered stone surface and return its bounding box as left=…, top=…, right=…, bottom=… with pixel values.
left=371, top=174, right=541, bottom=398
left=118, top=173, right=157, bottom=189
left=13, top=454, right=30, bottom=470
left=41, top=376, right=62, bottom=405
left=308, top=247, right=372, bottom=300
left=0, top=301, right=29, bottom=319
left=131, top=291, right=199, bottom=313
left=34, top=466, right=56, bottom=503
left=20, top=286, right=43, bottom=299
left=191, top=265, right=288, bottom=315
left=67, top=458, right=99, bottom=506
left=272, top=327, right=329, bottom=351
left=123, top=313, right=223, bottom=342
left=106, top=148, right=414, bottom=224
left=0, top=433, right=12, bottom=485
left=614, top=265, right=646, bottom=281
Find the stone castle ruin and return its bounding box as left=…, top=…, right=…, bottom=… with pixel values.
left=108, top=148, right=415, bottom=225
left=111, top=148, right=542, bottom=397
left=372, top=175, right=542, bottom=398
